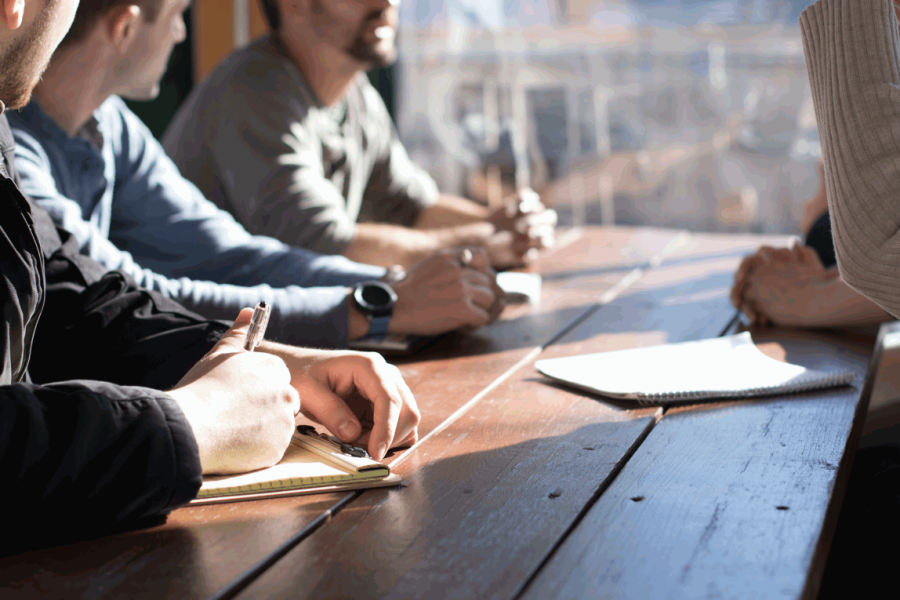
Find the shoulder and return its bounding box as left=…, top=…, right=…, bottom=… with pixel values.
left=8, top=104, right=55, bottom=149
left=8, top=111, right=53, bottom=165
left=191, top=36, right=305, bottom=116
left=353, top=74, right=391, bottom=123
left=96, top=96, right=158, bottom=148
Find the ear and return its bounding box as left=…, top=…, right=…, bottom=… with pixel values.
left=2, top=0, right=25, bottom=30
left=106, top=5, right=142, bottom=54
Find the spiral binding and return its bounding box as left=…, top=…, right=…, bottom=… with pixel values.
left=633, top=369, right=857, bottom=405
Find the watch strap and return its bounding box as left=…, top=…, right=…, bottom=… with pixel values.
left=367, top=314, right=392, bottom=340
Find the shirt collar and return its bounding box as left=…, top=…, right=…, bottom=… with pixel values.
left=76, top=114, right=104, bottom=152
left=21, top=99, right=106, bottom=151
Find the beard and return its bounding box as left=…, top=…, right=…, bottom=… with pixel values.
left=345, top=13, right=397, bottom=68
left=0, top=0, right=59, bottom=110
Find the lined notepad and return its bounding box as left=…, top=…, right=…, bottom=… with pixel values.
left=191, top=427, right=400, bottom=504
left=535, top=332, right=856, bottom=404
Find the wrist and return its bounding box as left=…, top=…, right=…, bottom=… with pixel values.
left=348, top=294, right=371, bottom=340
left=167, top=387, right=214, bottom=473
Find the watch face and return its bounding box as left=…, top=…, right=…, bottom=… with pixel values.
left=362, top=284, right=392, bottom=308
left=355, top=281, right=397, bottom=316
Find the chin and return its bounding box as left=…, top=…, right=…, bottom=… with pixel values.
left=123, top=84, right=161, bottom=102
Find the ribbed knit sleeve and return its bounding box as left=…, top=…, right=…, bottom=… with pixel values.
left=801, top=0, right=900, bottom=317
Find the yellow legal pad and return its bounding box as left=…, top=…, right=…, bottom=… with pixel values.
left=190, top=427, right=401, bottom=505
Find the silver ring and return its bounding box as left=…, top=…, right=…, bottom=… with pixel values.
left=459, top=248, right=473, bottom=268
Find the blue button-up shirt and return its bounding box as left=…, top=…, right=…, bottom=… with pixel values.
left=9, top=97, right=386, bottom=347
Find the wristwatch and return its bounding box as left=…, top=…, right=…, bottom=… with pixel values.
left=352, top=280, right=398, bottom=340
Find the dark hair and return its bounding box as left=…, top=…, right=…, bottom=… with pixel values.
left=61, top=0, right=162, bottom=47
left=260, top=0, right=280, bottom=31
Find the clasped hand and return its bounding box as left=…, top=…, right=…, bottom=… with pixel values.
left=730, top=243, right=831, bottom=327
left=487, top=189, right=558, bottom=269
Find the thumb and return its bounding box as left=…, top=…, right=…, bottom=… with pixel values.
left=208, top=307, right=255, bottom=355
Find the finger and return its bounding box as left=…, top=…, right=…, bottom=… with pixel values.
left=730, top=280, right=744, bottom=309
left=521, top=209, right=558, bottom=229
left=485, top=292, right=506, bottom=325
left=741, top=301, right=760, bottom=324
left=206, top=307, right=255, bottom=356
left=327, top=357, right=421, bottom=461
left=292, top=379, right=362, bottom=441
left=770, top=248, right=793, bottom=263
left=464, top=279, right=497, bottom=310
left=463, top=246, right=493, bottom=274
left=731, top=256, right=759, bottom=305
left=366, top=383, right=402, bottom=461
left=389, top=366, right=420, bottom=448
left=756, top=246, right=778, bottom=265
left=512, top=229, right=549, bottom=249
left=395, top=427, right=418, bottom=449
left=797, top=244, right=824, bottom=269
left=462, top=267, right=497, bottom=291
left=461, top=297, right=492, bottom=329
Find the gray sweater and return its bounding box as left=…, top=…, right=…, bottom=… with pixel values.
left=802, top=0, right=900, bottom=317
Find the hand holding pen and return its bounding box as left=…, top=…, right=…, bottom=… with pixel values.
left=167, top=306, right=299, bottom=474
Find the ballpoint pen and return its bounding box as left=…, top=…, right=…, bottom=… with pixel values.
left=244, top=301, right=271, bottom=351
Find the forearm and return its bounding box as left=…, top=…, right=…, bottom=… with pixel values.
left=345, top=223, right=438, bottom=268
left=31, top=243, right=227, bottom=390
left=413, top=194, right=490, bottom=229
left=801, top=0, right=900, bottom=317
left=805, top=275, right=892, bottom=327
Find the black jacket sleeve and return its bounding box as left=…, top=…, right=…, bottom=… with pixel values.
left=26, top=202, right=229, bottom=389
left=0, top=380, right=202, bottom=536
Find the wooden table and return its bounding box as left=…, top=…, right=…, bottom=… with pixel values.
left=0, top=227, right=875, bottom=600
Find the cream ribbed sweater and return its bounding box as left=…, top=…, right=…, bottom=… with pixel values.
left=802, top=0, right=900, bottom=317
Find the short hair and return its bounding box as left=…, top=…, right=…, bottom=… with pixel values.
left=260, top=0, right=280, bottom=32
left=61, top=0, right=162, bottom=47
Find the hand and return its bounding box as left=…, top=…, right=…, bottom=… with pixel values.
left=168, top=308, right=300, bottom=475
left=487, top=188, right=557, bottom=269
left=263, top=347, right=421, bottom=461
left=730, top=244, right=829, bottom=327
left=389, top=247, right=504, bottom=335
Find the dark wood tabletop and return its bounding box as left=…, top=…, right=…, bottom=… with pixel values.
left=0, top=227, right=875, bottom=600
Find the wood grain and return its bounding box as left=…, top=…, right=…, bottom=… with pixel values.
left=520, top=329, right=873, bottom=600
left=0, top=228, right=672, bottom=599
left=231, top=231, right=767, bottom=600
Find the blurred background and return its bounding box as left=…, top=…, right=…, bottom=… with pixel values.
left=138, top=0, right=820, bottom=235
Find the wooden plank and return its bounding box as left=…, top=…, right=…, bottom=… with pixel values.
left=231, top=231, right=768, bottom=600
left=0, top=494, right=349, bottom=599
left=519, top=329, right=874, bottom=600
left=382, top=227, right=685, bottom=459
left=0, top=228, right=667, bottom=599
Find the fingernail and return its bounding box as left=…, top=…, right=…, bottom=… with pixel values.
left=377, top=443, right=388, bottom=460
left=338, top=421, right=359, bottom=440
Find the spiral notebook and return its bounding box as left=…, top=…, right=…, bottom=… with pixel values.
left=190, top=425, right=401, bottom=505
left=535, top=332, right=856, bottom=405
